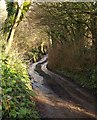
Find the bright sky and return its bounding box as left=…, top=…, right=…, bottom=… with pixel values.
left=0, top=0, right=7, bottom=28
left=0, top=0, right=6, bottom=10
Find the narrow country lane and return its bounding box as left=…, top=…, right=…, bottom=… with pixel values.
left=29, top=55, right=97, bottom=119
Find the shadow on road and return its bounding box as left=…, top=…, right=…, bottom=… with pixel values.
left=29, top=55, right=97, bottom=119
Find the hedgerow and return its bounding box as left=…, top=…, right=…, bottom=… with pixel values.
left=1, top=51, right=39, bottom=119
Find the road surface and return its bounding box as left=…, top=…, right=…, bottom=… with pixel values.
left=29, top=55, right=97, bottom=119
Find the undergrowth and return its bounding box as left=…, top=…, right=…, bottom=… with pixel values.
left=1, top=51, right=39, bottom=119
left=60, top=67, right=97, bottom=94
left=25, top=46, right=47, bottom=63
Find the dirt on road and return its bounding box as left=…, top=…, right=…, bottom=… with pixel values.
left=29, top=55, right=97, bottom=119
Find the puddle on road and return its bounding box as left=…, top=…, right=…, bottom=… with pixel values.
left=29, top=55, right=54, bottom=95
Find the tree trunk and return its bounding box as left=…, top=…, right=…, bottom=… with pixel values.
left=5, top=3, right=23, bottom=54
left=90, top=14, right=97, bottom=66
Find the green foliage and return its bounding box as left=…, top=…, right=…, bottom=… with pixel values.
left=3, top=2, right=17, bottom=33
left=38, top=2, right=97, bottom=93
left=4, top=1, right=31, bottom=33
left=38, top=2, right=97, bottom=47
left=1, top=51, right=39, bottom=119
left=6, top=2, right=17, bottom=16
left=26, top=46, right=47, bottom=63
left=60, top=66, right=97, bottom=94
left=22, top=2, right=31, bottom=17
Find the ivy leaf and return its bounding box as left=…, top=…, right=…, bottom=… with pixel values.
left=6, top=88, right=12, bottom=92
left=9, top=109, right=17, bottom=117
left=12, top=80, right=16, bottom=84
left=19, top=108, right=27, bottom=115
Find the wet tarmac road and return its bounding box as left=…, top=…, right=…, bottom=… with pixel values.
left=29, top=55, right=97, bottom=119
